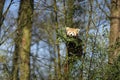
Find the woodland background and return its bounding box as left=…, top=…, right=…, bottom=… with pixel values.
left=0, top=0, right=120, bottom=80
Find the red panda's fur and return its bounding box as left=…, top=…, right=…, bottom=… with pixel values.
left=66, top=27, right=80, bottom=37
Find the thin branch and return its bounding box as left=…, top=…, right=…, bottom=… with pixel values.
left=95, top=0, right=110, bottom=19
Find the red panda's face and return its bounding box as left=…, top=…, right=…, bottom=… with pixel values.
left=66, top=27, right=80, bottom=37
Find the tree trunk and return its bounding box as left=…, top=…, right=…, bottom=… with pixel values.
left=12, top=35, right=20, bottom=80
left=64, top=0, right=83, bottom=79
left=109, top=0, right=120, bottom=64
left=53, top=0, right=61, bottom=79
left=64, top=1, right=75, bottom=79
left=18, top=0, right=33, bottom=80
left=63, top=0, right=67, bottom=26
left=0, top=0, right=5, bottom=24
left=0, top=0, right=5, bottom=35
left=65, top=0, right=74, bottom=79
left=66, top=0, right=74, bottom=27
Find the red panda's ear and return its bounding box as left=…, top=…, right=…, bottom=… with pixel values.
left=77, top=29, right=80, bottom=32
left=66, top=27, right=70, bottom=31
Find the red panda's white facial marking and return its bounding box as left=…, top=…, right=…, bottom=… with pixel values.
left=67, top=31, right=76, bottom=36
left=66, top=27, right=80, bottom=37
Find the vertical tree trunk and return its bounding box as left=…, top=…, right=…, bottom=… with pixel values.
left=0, top=0, right=5, bottom=24
left=66, top=0, right=74, bottom=27
left=63, top=0, right=67, bottom=26
left=65, top=0, right=84, bottom=80
left=64, top=0, right=75, bottom=79
left=0, top=0, right=5, bottom=35
left=63, top=0, right=69, bottom=79
left=53, top=0, right=61, bottom=79
left=109, top=0, right=120, bottom=64
left=18, top=0, right=33, bottom=80
left=12, top=35, right=20, bottom=80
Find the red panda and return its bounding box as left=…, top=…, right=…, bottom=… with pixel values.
left=64, top=27, right=83, bottom=72
left=65, top=27, right=83, bottom=57
left=66, top=27, right=80, bottom=37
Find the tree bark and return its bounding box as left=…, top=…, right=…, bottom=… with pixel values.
left=0, top=0, right=5, bottom=36
left=12, top=35, right=20, bottom=80
left=63, top=0, right=67, bottom=26
left=18, top=0, right=33, bottom=80
left=53, top=0, right=61, bottom=79
left=0, top=0, right=5, bottom=25
left=66, top=0, right=74, bottom=27
left=109, top=0, right=120, bottom=64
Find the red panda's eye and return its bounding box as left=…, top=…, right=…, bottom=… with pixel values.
left=74, top=32, right=76, bottom=36
left=71, top=32, right=73, bottom=36
left=70, top=32, right=73, bottom=36
left=67, top=32, right=70, bottom=34
left=72, top=32, right=75, bottom=36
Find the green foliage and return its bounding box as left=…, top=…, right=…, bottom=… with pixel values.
left=1, top=0, right=119, bottom=80
left=0, top=55, right=6, bottom=63
left=106, top=58, right=120, bottom=80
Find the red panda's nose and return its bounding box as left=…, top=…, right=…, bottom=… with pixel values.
left=70, top=33, right=73, bottom=36
left=69, top=32, right=73, bottom=36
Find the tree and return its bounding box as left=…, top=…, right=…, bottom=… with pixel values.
left=64, top=0, right=84, bottom=79
left=0, top=0, right=5, bottom=28
left=109, top=0, right=120, bottom=64
left=12, top=0, right=33, bottom=80
left=107, top=0, right=120, bottom=79
left=66, top=0, right=74, bottom=27
left=0, top=0, right=5, bottom=45
left=12, top=35, right=19, bottom=80
left=53, top=0, right=61, bottom=80
left=18, top=0, right=33, bottom=80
